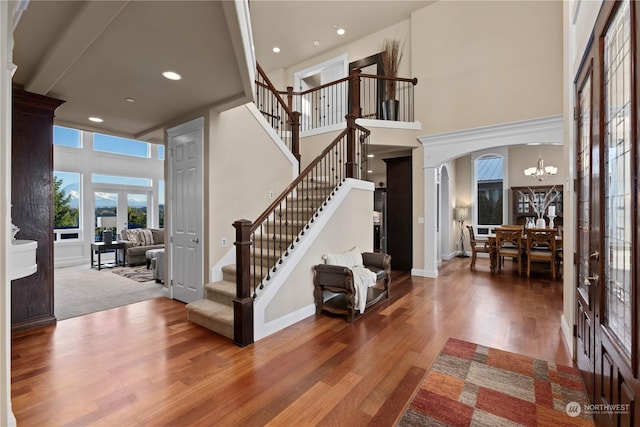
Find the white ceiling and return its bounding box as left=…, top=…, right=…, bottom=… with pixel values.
left=12, top=0, right=431, bottom=143
left=250, top=0, right=432, bottom=72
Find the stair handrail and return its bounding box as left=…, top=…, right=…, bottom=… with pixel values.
left=284, top=68, right=418, bottom=128
left=232, top=115, right=370, bottom=346
left=255, top=63, right=300, bottom=164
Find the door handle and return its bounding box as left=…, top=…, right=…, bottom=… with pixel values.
left=191, top=238, right=199, bottom=244
left=584, top=273, right=599, bottom=286
left=590, top=251, right=600, bottom=261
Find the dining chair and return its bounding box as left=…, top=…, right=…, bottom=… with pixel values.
left=526, top=228, right=557, bottom=280
left=495, top=226, right=524, bottom=275
left=466, top=225, right=490, bottom=271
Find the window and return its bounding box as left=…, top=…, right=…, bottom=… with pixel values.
left=158, top=145, right=165, bottom=161
left=475, top=155, right=504, bottom=226
left=92, top=174, right=151, bottom=187
left=53, top=126, right=81, bottom=148
left=127, top=193, right=148, bottom=229
left=93, top=133, right=150, bottom=158
left=53, top=171, right=80, bottom=229
left=158, top=180, right=165, bottom=228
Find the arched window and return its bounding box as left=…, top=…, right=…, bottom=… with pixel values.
left=474, top=153, right=505, bottom=230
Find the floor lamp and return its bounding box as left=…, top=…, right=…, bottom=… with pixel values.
left=454, top=206, right=469, bottom=258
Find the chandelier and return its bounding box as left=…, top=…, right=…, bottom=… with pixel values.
left=524, top=155, right=557, bottom=181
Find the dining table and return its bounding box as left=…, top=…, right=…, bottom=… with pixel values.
left=483, top=231, right=563, bottom=274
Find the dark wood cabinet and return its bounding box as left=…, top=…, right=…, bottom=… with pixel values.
left=11, top=87, right=64, bottom=332
left=511, top=185, right=563, bottom=227
left=384, top=156, right=412, bottom=271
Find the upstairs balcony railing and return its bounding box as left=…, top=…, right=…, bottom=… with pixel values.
left=255, top=64, right=300, bottom=163
left=283, top=68, right=418, bottom=132
left=255, top=65, right=418, bottom=139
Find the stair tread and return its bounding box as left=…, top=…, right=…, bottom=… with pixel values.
left=186, top=299, right=233, bottom=322
left=205, top=280, right=236, bottom=296
left=186, top=299, right=234, bottom=339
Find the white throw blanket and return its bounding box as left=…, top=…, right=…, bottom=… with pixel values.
left=351, top=266, right=378, bottom=313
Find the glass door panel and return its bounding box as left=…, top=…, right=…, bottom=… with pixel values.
left=95, top=191, right=117, bottom=241
left=603, top=0, right=633, bottom=355
left=127, top=193, right=148, bottom=229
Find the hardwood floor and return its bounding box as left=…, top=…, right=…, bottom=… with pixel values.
left=11, top=257, right=572, bottom=426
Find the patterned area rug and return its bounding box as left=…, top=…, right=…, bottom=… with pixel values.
left=398, top=338, right=594, bottom=426
left=111, top=266, right=154, bottom=283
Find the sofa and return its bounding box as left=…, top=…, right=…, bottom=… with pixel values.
left=119, top=228, right=165, bottom=266
left=313, top=247, right=391, bottom=323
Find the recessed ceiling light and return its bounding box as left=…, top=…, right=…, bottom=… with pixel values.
left=313, top=40, right=320, bottom=47
left=273, top=46, right=281, bottom=53
left=367, top=170, right=373, bottom=174
left=88, top=117, right=103, bottom=123
left=124, top=97, right=136, bottom=103
left=336, top=28, right=345, bottom=36
left=367, top=154, right=375, bottom=158
left=162, top=71, right=181, bottom=81
left=527, top=142, right=542, bottom=146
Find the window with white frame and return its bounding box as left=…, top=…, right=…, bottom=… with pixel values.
left=93, top=133, right=150, bottom=158
left=53, top=171, right=81, bottom=240
left=475, top=155, right=504, bottom=232
left=53, top=126, right=82, bottom=148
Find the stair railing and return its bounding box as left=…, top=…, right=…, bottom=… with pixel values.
left=285, top=68, right=418, bottom=131
left=255, top=63, right=300, bottom=164
left=232, top=115, right=370, bottom=346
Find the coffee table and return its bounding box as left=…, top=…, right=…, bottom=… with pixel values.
left=90, top=241, right=126, bottom=270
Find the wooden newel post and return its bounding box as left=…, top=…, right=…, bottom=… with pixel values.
left=286, top=86, right=294, bottom=115
left=291, top=111, right=301, bottom=168
left=233, top=219, right=254, bottom=347
left=350, top=68, right=362, bottom=117
left=345, top=114, right=358, bottom=179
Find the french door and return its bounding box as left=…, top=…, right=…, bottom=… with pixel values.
left=575, top=1, right=640, bottom=425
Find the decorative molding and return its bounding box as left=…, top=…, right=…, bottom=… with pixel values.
left=419, top=115, right=563, bottom=167
left=357, top=118, right=422, bottom=130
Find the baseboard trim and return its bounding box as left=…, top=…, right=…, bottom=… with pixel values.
left=255, top=304, right=316, bottom=341
left=411, top=268, right=438, bottom=278
left=560, top=314, right=574, bottom=359
left=11, top=314, right=56, bottom=333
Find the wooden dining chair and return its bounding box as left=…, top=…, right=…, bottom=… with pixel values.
left=526, top=228, right=557, bottom=280
left=466, top=225, right=490, bottom=271
left=495, top=226, right=524, bottom=275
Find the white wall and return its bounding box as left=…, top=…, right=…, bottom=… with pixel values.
left=254, top=179, right=374, bottom=339
left=53, top=130, right=164, bottom=267
left=207, top=103, right=298, bottom=276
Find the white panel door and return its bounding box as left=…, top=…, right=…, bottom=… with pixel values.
left=168, top=118, right=203, bottom=303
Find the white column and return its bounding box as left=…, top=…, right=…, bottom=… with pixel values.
left=1, top=1, right=16, bottom=424
left=423, top=166, right=439, bottom=278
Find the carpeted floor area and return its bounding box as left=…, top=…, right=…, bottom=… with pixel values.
left=397, top=338, right=594, bottom=427
left=55, top=264, right=165, bottom=320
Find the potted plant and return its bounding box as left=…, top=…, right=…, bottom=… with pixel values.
left=380, top=37, right=404, bottom=120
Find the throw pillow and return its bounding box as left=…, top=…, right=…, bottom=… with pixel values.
left=140, top=229, right=154, bottom=246
left=127, top=229, right=143, bottom=246
left=324, top=247, right=363, bottom=268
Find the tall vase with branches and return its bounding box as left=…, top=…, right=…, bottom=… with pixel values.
left=380, top=37, right=404, bottom=120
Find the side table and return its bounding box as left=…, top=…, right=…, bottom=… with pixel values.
left=91, top=241, right=126, bottom=270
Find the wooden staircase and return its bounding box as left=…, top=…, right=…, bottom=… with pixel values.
left=185, top=182, right=335, bottom=339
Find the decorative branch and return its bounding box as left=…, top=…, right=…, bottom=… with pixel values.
left=518, top=186, right=560, bottom=219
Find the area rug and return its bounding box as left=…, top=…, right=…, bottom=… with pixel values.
left=397, top=338, right=594, bottom=427
left=111, top=265, right=155, bottom=283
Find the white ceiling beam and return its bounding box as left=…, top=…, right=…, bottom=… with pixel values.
left=25, top=1, right=129, bottom=95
